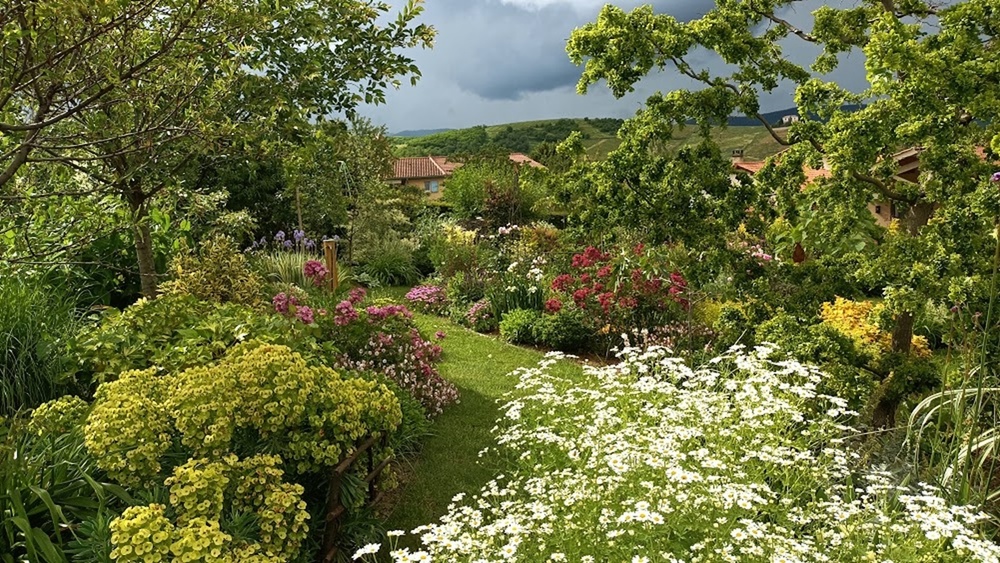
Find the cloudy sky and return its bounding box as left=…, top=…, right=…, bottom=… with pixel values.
left=360, top=0, right=867, bottom=133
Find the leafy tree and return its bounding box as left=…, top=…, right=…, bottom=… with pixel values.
left=2, top=0, right=434, bottom=297
left=443, top=154, right=544, bottom=231
left=285, top=118, right=411, bottom=263
left=567, top=0, right=1000, bottom=426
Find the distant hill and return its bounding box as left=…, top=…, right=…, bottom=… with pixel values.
left=391, top=107, right=864, bottom=164
left=723, top=104, right=865, bottom=126
left=392, top=128, right=453, bottom=137
left=391, top=117, right=625, bottom=162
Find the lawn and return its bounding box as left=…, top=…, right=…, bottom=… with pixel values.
left=375, top=303, right=583, bottom=545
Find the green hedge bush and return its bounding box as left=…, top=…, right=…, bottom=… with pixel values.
left=499, top=309, right=541, bottom=344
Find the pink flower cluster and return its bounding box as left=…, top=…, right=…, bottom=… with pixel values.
left=303, top=259, right=329, bottom=286
left=333, top=300, right=359, bottom=326
left=272, top=292, right=300, bottom=314
left=338, top=328, right=458, bottom=416
left=366, top=304, right=413, bottom=321
left=273, top=292, right=315, bottom=324
left=348, top=287, right=367, bottom=304
left=405, top=285, right=449, bottom=315
left=464, top=299, right=493, bottom=328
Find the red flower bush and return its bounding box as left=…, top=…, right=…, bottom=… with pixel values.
left=549, top=245, right=689, bottom=335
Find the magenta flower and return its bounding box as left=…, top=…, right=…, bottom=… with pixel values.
left=303, top=259, right=328, bottom=286
left=348, top=287, right=367, bottom=304
left=296, top=305, right=315, bottom=324
left=333, top=300, right=359, bottom=326
left=435, top=331, right=446, bottom=340
left=272, top=292, right=298, bottom=314
left=991, top=171, right=1000, bottom=183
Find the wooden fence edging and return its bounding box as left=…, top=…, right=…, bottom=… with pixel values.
left=320, top=433, right=392, bottom=563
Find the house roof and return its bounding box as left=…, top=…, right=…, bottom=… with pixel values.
left=733, top=161, right=767, bottom=174
left=392, top=153, right=544, bottom=181
left=393, top=156, right=449, bottom=180
left=734, top=159, right=830, bottom=186
left=508, top=153, right=545, bottom=168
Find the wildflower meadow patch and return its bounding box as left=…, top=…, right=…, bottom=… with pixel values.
left=359, top=345, right=1000, bottom=562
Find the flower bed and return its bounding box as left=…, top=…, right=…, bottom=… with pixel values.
left=364, top=345, right=1000, bottom=562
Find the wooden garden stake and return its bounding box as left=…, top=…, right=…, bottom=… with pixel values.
left=323, top=238, right=339, bottom=293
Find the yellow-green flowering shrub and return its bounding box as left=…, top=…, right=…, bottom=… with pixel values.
left=85, top=342, right=401, bottom=483
left=110, top=455, right=310, bottom=562
left=85, top=368, right=173, bottom=486
left=87, top=342, right=400, bottom=561
left=165, top=459, right=230, bottom=524
left=28, top=395, right=89, bottom=436
left=109, top=504, right=174, bottom=562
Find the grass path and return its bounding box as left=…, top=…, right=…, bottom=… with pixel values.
left=380, top=310, right=582, bottom=543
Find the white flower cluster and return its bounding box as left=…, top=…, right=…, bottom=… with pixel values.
left=376, top=345, right=1000, bottom=562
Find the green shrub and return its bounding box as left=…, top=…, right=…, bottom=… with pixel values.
left=533, top=309, right=592, bottom=353
left=1, top=413, right=128, bottom=561
left=160, top=234, right=265, bottom=306
left=445, top=271, right=485, bottom=306
left=914, top=299, right=951, bottom=348
left=0, top=277, right=79, bottom=416
left=499, top=309, right=541, bottom=344
left=69, top=294, right=331, bottom=386
left=359, top=238, right=419, bottom=286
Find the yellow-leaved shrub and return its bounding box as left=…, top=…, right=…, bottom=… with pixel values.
left=820, top=297, right=931, bottom=358
left=159, top=234, right=264, bottom=306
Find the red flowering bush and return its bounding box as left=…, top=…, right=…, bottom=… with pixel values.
left=547, top=245, right=689, bottom=337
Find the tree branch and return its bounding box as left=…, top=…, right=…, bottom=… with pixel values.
left=753, top=7, right=818, bottom=43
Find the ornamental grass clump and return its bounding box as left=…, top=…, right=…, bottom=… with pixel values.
left=377, top=345, right=1000, bottom=562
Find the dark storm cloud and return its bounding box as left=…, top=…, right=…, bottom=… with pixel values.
left=437, top=0, right=714, bottom=101
left=362, top=0, right=867, bottom=132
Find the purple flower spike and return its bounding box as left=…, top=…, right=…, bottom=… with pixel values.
left=991, top=171, right=1000, bottom=183
left=293, top=229, right=305, bottom=242
left=275, top=230, right=286, bottom=242
left=304, top=239, right=316, bottom=250
left=283, top=240, right=293, bottom=249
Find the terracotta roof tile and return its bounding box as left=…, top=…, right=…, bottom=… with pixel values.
left=734, top=159, right=830, bottom=188
left=733, top=161, right=767, bottom=174
left=393, top=156, right=447, bottom=180
left=508, top=153, right=545, bottom=168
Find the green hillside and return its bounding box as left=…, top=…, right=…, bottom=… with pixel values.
left=391, top=118, right=788, bottom=164
left=391, top=117, right=624, bottom=161
left=663, top=124, right=789, bottom=161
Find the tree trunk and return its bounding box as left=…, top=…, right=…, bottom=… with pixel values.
left=872, top=201, right=935, bottom=428
left=126, top=182, right=158, bottom=298
left=873, top=310, right=914, bottom=428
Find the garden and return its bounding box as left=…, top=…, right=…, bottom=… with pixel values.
left=5, top=0, right=1000, bottom=562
